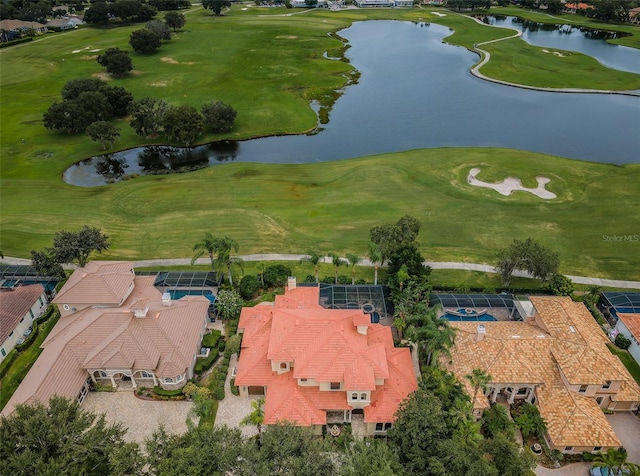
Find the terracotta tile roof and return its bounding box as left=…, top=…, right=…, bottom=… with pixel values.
left=1, top=264, right=209, bottom=417
left=236, top=285, right=417, bottom=426
left=618, top=313, right=640, bottom=341
left=0, top=284, right=45, bottom=343
left=53, top=261, right=135, bottom=305
left=445, top=296, right=638, bottom=450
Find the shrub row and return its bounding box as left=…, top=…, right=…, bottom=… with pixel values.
left=0, top=37, right=33, bottom=49
left=153, top=385, right=186, bottom=397
left=0, top=349, right=18, bottom=379
left=202, top=330, right=222, bottom=348
left=194, top=351, right=219, bottom=374
left=230, top=377, right=240, bottom=396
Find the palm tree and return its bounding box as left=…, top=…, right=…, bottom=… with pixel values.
left=465, top=368, right=492, bottom=407
left=240, top=397, right=265, bottom=436
left=329, top=252, right=344, bottom=284
left=345, top=253, right=361, bottom=285
left=396, top=264, right=409, bottom=291
left=592, top=448, right=628, bottom=475
left=257, top=262, right=266, bottom=289
left=213, top=236, right=243, bottom=286
left=299, top=251, right=322, bottom=283
left=191, top=232, right=217, bottom=267
left=366, top=243, right=383, bottom=285
left=624, top=463, right=640, bottom=476
left=405, top=304, right=455, bottom=366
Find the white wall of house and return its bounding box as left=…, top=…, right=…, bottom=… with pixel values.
left=0, top=291, right=48, bottom=363
left=614, top=319, right=640, bottom=366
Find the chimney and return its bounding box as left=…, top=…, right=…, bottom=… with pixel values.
left=133, top=306, right=149, bottom=318
left=162, top=292, right=172, bottom=307
left=288, top=276, right=297, bottom=291
left=475, top=324, right=486, bottom=342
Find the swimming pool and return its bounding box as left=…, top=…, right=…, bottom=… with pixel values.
left=168, top=289, right=216, bottom=304
left=442, top=308, right=497, bottom=322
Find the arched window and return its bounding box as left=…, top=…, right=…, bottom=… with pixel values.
left=280, top=362, right=287, bottom=369
left=351, top=393, right=358, bottom=400
left=360, top=393, right=367, bottom=400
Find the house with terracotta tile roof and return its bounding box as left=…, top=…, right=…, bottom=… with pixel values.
left=564, top=2, right=593, bottom=13
left=1, top=261, right=209, bottom=417
left=444, top=296, right=640, bottom=455
left=235, top=279, right=418, bottom=436
left=614, top=313, right=640, bottom=367
left=0, top=284, right=48, bottom=363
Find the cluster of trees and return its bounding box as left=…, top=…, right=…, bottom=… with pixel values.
left=148, top=0, right=190, bottom=10
left=202, top=0, right=231, bottom=15
left=31, top=225, right=110, bottom=277
left=0, top=0, right=84, bottom=23
left=129, top=97, right=237, bottom=145
left=239, top=264, right=291, bottom=299
left=129, top=14, right=185, bottom=54
left=97, top=47, right=133, bottom=76
left=84, top=0, right=157, bottom=26
left=43, top=78, right=132, bottom=139
left=446, top=0, right=492, bottom=11
left=495, top=237, right=560, bottom=286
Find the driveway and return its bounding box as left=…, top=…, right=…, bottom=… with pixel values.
left=82, top=389, right=193, bottom=445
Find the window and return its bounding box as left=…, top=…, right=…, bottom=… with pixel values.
left=98, top=370, right=108, bottom=378
left=517, top=388, right=528, bottom=395
left=375, top=423, right=383, bottom=431
left=280, top=362, right=287, bottom=369
left=578, top=385, right=588, bottom=393
left=330, top=382, right=341, bottom=390
left=300, top=378, right=307, bottom=382
left=9, top=331, right=14, bottom=337
left=140, top=371, right=153, bottom=378
left=360, top=393, right=367, bottom=400
left=1, top=348, right=6, bottom=357
left=375, top=423, right=392, bottom=432
left=596, top=397, right=604, bottom=405
left=164, top=377, right=174, bottom=384
left=384, top=423, right=392, bottom=430
left=175, top=374, right=184, bottom=383
left=602, top=381, right=612, bottom=390
left=29, top=310, right=34, bottom=319
left=351, top=393, right=358, bottom=400
left=564, top=447, right=573, bottom=452
left=39, top=297, right=43, bottom=305
left=20, top=317, right=25, bottom=323
left=593, top=447, right=602, bottom=452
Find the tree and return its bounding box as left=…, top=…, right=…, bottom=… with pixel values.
left=202, top=0, right=231, bottom=15
left=340, top=439, right=404, bottom=476
left=405, top=303, right=455, bottom=366
left=51, top=225, right=110, bottom=267
left=101, top=85, right=134, bottom=117
left=164, top=11, right=186, bottom=30
left=240, top=397, right=264, bottom=435
left=128, top=96, right=168, bottom=138
left=239, top=274, right=260, bottom=299
left=145, top=19, right=171, bottom=40
left=387, top=387, right=449, bottom=474
left=329, top=252, right=345, bottom=284
left=0, top=396, right=139, bottom=476
left=214, top=236, right=242, bottom=286
left=549, top=273, right=574, bottom=296
left=201, top=100, right=237, bottom=133
left=345, top=253, right=360, bottom=285
left=30, top=249, right=65, bottom=278
left=495, top=237, right=560, bottom=286
left=366, top=243, right=383, bottom=285
left=129, top=28, right=161, bottom=54
left=163, top=104, right=204, bottom=147
left=512, top=403, right=547, bottom=440
left=370, top=215, right=421, bottom=266
left=592, top=448, right=628, bottom=475
left=300, top=251, right=322, bottom=283
left=263, top=264, right=291, bottom=288
left=86, top=121, right=120, bottom=150
left=83, top=1, right=111, bottom=25
left=192, top=232, right=218, bottom=267
left=61, top=78, right=106, bottom=101
left=481, top=404, right=514, bottom=439
left=465, top=368, right=492, bottom=408
left=43, top=100, right=94, bottom=134
left=590, top=0, right=629, bottom=21
left=76, top=90, right=115, bottom=123
left=97, top=47, right=133, bottom=76
left=145, top=425, right=245, bottom=475
left=214, top=289, right=244, bottom=320
left=482, top=433, right=536, bottom=476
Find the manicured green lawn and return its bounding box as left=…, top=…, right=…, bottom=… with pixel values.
left=0, top=310, right=60, bottom=410
left=1, top=5, right=639, bottom=281
left=607, top=344, right=640, bottom=386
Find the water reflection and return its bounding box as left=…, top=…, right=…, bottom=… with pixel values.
left=95, top=156, right=128, bottom=180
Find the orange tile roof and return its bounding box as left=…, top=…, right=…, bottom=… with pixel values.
left=236, top=285, right=417, bottom=426
left=618, top=313, right=640, bottom=341
left=1, top=264, right=209, bottom=417
left=0, top=284, right=45, bottom=343
left=445, top=296, right=638, bottom=450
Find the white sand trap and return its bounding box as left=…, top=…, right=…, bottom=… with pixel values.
left=432, top=11, right=446, bottom=16
left=90, top=48, right=101, bottom=52
left=553, top=51, right=565, bottom=57
left=468, top=168, right=556, bottom=199
left=542, top=49, right=549, bottom=53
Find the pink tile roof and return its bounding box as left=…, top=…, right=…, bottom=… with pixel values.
left=618, top=313, right=640, bottom=341
left=0, top=284, right=45, bottom=343
left=236, top=286, right=417, bottom=426
left=1, top=263, right=209, bottom=416
left=53, top=261, right=134, bottom=305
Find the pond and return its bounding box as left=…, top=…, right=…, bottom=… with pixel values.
left=64, top=20, right=640, bottom=187
left=479, top=15, right=640, bottom=74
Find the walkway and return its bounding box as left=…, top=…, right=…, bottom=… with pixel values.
left=3, top=255, right=639, bottom=289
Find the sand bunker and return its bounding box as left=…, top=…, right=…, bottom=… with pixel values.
left=276, top=35, right=298, bottom=39
left=542, top=49, right=565, bottom=57
left=468, top=168, right=556, bottom=199
left=161, top=57, right=179, bottom=64
left=432, top=11, right=446, bottom=16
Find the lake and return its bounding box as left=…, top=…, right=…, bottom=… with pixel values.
left=64, top=20, right=640, bottom=187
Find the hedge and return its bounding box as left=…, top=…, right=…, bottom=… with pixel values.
left=202, top=330, right=222, bottom=349
left=194, top=352, right=218, bottom=374
left=0, top=350, right=19, bottom=379
left=153, top=386, right=185, bottom=397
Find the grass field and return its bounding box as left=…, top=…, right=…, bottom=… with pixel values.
left=1, top=4, right=639, bottom=280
